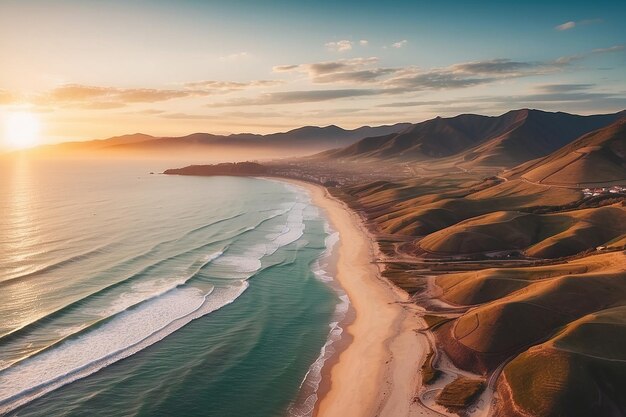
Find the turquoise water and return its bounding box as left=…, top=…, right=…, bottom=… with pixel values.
left=0, top=157, right=344, bottom=416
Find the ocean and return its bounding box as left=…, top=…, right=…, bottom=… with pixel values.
left=0, top=157, right=346, bottom=416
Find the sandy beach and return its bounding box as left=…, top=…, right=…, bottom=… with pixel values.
left=285, top=179, right=439, bottom=417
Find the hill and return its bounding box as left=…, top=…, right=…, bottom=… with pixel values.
left=331, top=160, right=625, bottom=416
left=430, top=252, right=626, bottom=417
left=321, top=109, right=624, bottom=168
left=418, top=204, right=626, bottom=258
left=505, top=118, right=626, bottom=186
left=495, top=305, right=626, bottom=417
left=344, top=178, right=583, bottom=236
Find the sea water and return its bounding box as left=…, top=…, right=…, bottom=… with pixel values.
left=0, top=157, right=346, bottom=416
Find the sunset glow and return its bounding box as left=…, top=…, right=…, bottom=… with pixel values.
left=0, top=1, right=625, bottom=149
left=0, top=2, right=624, bottom=417
left=2, top=111, right=40, bottom=149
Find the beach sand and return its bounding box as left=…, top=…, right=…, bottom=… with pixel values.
left=285, top=179, right=440, bottom=417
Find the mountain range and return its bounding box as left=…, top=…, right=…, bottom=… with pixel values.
left=26, top=109, right=625, bottom=174
left=320, top=109, right=625, bottom=168
left=30, top=123, right=411, bottom=157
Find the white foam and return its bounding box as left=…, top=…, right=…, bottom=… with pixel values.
left=286, top=295, right=349, bottom=417
left=286, top=218, right=350, bottom=417
left=54, top=324, right=89, bottom=338
left=311, top=226, right=339, bottom=283
left=0, top=282, right=248, bottom=415
left=213, top=199, right=307, bottom=278
left=87, top=250, right=224, bottom=318
left=213, top=255, right=262, bottom=274
left=303, top=202, right=319, bottom=221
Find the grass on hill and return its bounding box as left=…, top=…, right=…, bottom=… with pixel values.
left=421, top=350, right=441, bottom=385
left=436, top=376, right=485, bottom=410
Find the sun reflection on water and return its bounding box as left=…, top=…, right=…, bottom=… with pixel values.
left=0, top=156, right=44, bottom=329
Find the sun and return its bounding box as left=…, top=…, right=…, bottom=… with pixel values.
left=3, top=111, right=41, bottom=149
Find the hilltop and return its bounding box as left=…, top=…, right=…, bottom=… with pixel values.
left=506, top=118, right=626, bottom=186
left=320, top=109, right=625, bottom=170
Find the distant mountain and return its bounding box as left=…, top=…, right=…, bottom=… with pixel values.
left=114, top=124, right=411, bottom=151
left=320, top=109, right=625, bottom=168
left=36, top=123, right=411, bottom=156
left=506, top=118, right=626, bottom=186
left=35, top=133, right=158, bottom=152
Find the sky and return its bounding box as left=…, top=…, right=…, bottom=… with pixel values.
left=0, top=0, right=625, bottom=146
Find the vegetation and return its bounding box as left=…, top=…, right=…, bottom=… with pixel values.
left=381, top=263, right=428, bottom=294
left=436, top=376, right=485, bottom=410
left=422, top=314, right=451, bottom=330
left=420, top=350, right=441, bottom=385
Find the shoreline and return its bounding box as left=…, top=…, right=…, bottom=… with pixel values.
left=279, top=178, right=439, bottom=417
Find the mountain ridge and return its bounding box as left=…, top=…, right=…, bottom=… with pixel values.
left=29, top=123, right=412, bottom=156
left=505, top=117, right=626, bottom=186
left=320, top=109, right=625, bottom=168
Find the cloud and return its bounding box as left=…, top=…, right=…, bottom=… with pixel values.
left=44, top=85, right=196, bottom=106
left=273, top=57, right=383, bottom=82
left=219, top=110, right=286, bottom=118
left=308, top=61, right=357, bottom=74
left=491, top=92, right=626, bottom=108
left=273, top=51, right=594, bottom=92
left=183, top=80, right=283, bottom=90
left=378, top=83, right=626, bottom=111
left=327, top=45, right=625, bottom=90
left=132, top=109, right=166, bottom=115
left=325, top=40, right=353, bottom=52
left=555, top=18, right=603, bottom=31
left=313, top=68, right=399, bottom=84
left=218, top=52, right=250, bottom=61
left=30, top=78, right=284, bottom=110
left=451, top=59, right=537, bottom=75
left=385, top=54, right=605, bottom=91
left=209, top=88, right=390, bottom=107
left=9, top=44, right=622, bottom=115
left=377, top=100, right=447, bottom=108
left=552, top=44, right=624, bottom=66
left=159, top=112, right=218, bottom=120
left=307, top=58, right=379, bottom=75
left=591, top=45, right=624, bottom=54
left=0, top=90, right=16, bottom=105
left=379, top=84, right=626, bottom=113
left=359, top=40, right=369, bottom=46
left=272, top=64, right=300, bottom=72
left=391, top=40, right=408, bottom=49
left=535, top=84, right=595, bottom=93
left=385, top=70, right=495, bottom=90
left=81, top=102, right=128, bottom=110
left=275, top=57, right=508, bottom=89
left=516, top=83, right=626, bottom=104
left=466, top=83, right=626, bottom=108
left=555, top=21, right=576, bottom=31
